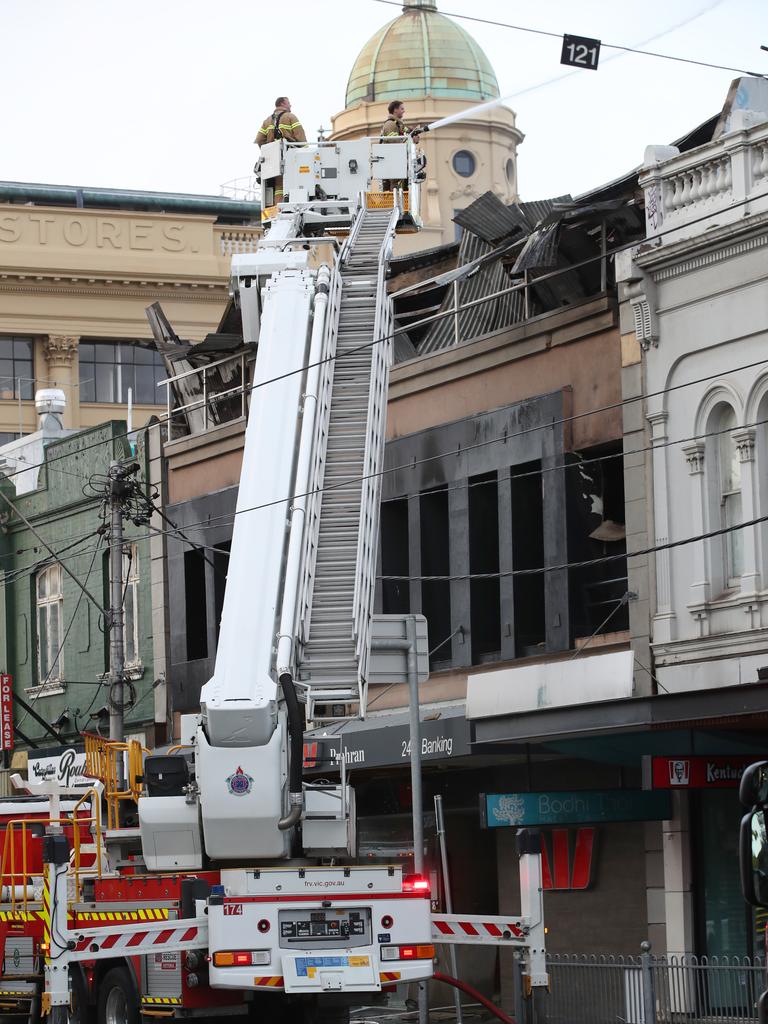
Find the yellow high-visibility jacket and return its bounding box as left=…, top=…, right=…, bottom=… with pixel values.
left=255, top=110, right=307, bottom=145
left=380, top=116, right=410, bottom=140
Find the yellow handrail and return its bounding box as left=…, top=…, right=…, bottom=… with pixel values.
left=83, top=733, right=145, bottom=830
left=0, top=803, right=103, bottom=916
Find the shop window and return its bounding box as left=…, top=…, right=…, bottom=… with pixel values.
left=79, top=340, right=165, bottom=405
left=511, top=462, right=545, bottom=653
left=36, top=564, right=64, bottom=682
left=213, top=541, right=231, bottom=646
left=452, top=151, right=476, bottom=178
left=0, top=336, right=34, bottom=401
left=420, top=487, right=451, bottom=668
left=184, top=548, right=208, bottom=661
left=381, top=499, right=409, bottom=614
left=468, top=472, right=500, bottom=660
left=123, top=544, right=140, bottom=668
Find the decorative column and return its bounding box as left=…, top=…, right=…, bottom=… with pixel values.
left=733, top=427, right=761, bottom=599
left=681, top=440, right=709, bottom=634
left=648, top=411, right=676, bottom=643
left=43, top=335, right=79, bottom=428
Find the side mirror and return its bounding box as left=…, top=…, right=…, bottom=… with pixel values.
left=739, top=761, right=768, bottom=807
left=739, top=808, right=768, bottom=907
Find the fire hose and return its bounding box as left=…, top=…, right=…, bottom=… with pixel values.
left=432, top=971, right=517, bottom=1024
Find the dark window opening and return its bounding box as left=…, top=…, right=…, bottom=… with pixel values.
left=184, top=549, right=208, bottom=661
left=381, top=499, right=410, bottom=614
left=468, top=472, right=500, bottom=661
left=213, top=541, right=231, bottom=647
left=511, top=462, right=545, bottom=653
left=0, top=431, right=27, bottom=447
left=0, top=336, right=34, bottom=400
left=567, top=443, right=628, bottom=641
left=420, top=488, right=451, bottom=669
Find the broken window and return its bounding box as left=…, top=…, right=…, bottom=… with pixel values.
left=567, top=443, right=628, bottom=639
left=420, top=487, right=451, bottom=668
left=184, top=548, right=208, bottom=661
left=381, top=499, right=410, bottom=614
left=469, top=472, right=500, bottom=660
left=511, top=462, right=545, bottom=653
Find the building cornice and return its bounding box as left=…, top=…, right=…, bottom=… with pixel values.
left=653, top=621, right=768, bottom=665
left=0, top=272, right=226, bottom=301
left=633, top=211, right=768, bottom=280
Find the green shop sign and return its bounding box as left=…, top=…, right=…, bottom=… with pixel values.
left=483, top=790, right=672, bottom=828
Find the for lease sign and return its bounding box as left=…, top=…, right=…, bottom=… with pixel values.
left=0, top=674, right=13, bottom=751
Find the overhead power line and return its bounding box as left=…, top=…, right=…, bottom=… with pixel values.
left=373, top=0, right=765, bottom=77
left=1, top=184, right=767, bottom=492
left=377, top=511, right=768, bottom=584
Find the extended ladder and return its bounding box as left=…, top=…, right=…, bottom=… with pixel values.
left=297, top=208, right=397, bottom=722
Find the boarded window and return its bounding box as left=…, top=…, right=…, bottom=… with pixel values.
left=469, top=472, right=500, bottom=660
left=420, top=488, right=451, bottom=668
left=381, top=499, right=410, bottom=614
left=511, top=462, right=545, bottom=653
left=184, top=549, right=208, bottom=661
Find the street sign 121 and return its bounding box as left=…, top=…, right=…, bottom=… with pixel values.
left=561, top=34, right=601, bottom=70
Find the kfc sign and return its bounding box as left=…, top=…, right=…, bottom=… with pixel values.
left=0, top=674, right=13, bottom=752
left=643, top=755, right=761, bottom=790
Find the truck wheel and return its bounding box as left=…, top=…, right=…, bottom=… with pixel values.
left=96, top=968, right=138, bottom=1024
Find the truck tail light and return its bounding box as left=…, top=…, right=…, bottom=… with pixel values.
left=381, top=944, right=435, bottom=961
left=402, top=874, right=430, bottom=895
left=213, top=950, right=271, bottom=967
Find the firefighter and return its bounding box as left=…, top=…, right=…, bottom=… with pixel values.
left=379, top=99, right=423, bottom=191
left=255, top=97, right=307, bottom=203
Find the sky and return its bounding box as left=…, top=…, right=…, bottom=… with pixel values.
left=2, top=0, right=767, bottom=202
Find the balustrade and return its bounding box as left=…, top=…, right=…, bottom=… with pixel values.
left=640, top=120, right=768, bottom=240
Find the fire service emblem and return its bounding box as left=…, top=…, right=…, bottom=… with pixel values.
left=226, top=765, right=254, bottom=796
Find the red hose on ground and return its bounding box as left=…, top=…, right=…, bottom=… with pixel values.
left=432, top=970, right=517, bottom=1024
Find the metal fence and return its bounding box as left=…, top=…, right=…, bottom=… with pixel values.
left=517, top=946, right=766, bottom=1024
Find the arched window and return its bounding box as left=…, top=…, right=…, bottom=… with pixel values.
left=36, top=564, right=64, bottom=682
left=713, top=405, right=743, bottom=587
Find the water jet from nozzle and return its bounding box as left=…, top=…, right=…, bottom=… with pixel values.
left=426, top=93, right=514, bottom=132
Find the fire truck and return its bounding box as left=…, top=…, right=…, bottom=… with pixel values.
left=0, top=136, right=547, bottom=1024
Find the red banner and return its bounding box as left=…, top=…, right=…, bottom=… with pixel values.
left=0, top=674, right=12, bottom=751
left=643, top=755, right=759, bottom=790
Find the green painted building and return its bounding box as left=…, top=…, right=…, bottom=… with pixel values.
left=0, top=419, right=156, bottom=751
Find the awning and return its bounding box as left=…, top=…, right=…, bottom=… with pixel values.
left=470, top=680, right=768, bottom=748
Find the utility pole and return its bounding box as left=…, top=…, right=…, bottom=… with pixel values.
left=108, top=461, right=126, bottom=756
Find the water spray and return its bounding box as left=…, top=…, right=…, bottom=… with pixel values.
left=425, top=92, right=516, bottom=132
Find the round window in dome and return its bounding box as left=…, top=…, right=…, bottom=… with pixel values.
left=505, top=158, right=515, bottom=185
left=452, top=150, right=476, bottom=178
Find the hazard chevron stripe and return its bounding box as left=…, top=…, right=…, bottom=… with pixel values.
left=380, top=972, right=401, bottom=982
left=142, top=997, right=181, bottom=1005
left=254, top=977, right=284, bottom=988
left=432, top=914, right=525, bottom=943
left=78, top=909, right=171, bottom=923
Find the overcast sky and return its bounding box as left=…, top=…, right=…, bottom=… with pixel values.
left=2, top=0, right=766, bottom=202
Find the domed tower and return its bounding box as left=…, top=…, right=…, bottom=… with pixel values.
left=330, top=0, right=523, bottom=253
